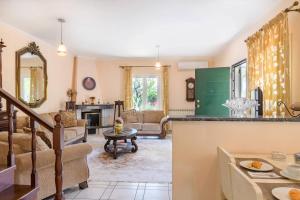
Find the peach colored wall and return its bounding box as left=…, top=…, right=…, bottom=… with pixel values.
left=172, top=121, right=300, bottom=200
left=76, top=57, right=101, bottom=104
left=96, top=57, right=213, bottom=109
left=0, top=21, right=73, bottom=113
left=213, top=0, right=300, bottom=103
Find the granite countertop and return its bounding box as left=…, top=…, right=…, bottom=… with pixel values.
left=168, top=115, right=300, bottom=122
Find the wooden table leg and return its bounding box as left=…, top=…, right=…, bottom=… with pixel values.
left=131, top=136, right=138, bottom=153
left=113, top=140, right=117, bottom=159
left=104, top=139, right=111, bottom=152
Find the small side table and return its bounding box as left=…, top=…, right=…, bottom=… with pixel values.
left=103, top=128, right=138, bottom=159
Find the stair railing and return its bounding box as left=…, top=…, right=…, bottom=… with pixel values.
left=0, top=88, right=65, bottom=200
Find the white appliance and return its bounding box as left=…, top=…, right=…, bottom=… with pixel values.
left=177, top=61, right=208, bottom=70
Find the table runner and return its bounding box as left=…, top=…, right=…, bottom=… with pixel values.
left=235, top=158, right=283, bottom=179
left=257, top=183, right=300, bottom=200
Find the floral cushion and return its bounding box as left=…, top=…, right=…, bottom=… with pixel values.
left=60, top=111, right=77, bottom=128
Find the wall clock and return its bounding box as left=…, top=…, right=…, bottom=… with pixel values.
left=186, top=77, right=195, bottom=102
left=82, top=77, right=96, bottom=90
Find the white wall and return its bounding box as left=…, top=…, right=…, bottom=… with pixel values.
left=96, top=57, right=213, bottom=110
left=76, top=56, right=101, bottom=104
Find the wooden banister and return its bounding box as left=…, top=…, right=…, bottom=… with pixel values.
left=30, top=118, right=38, bottom=188
left=53, top=114, right=64, bottom=200
left=6, top=102, right=15, bottom=167
left=0, top=88, right=53, bottom=131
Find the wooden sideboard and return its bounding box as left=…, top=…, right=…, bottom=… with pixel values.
left=0, top=110, right=17, bottom=132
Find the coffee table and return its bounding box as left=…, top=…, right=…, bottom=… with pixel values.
left=103, top=128, right=138, bottom=159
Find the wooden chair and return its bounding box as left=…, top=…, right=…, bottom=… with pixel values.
left=230, top=163, right=263, bottom=200
left=217, top=146, right=235, bottom=200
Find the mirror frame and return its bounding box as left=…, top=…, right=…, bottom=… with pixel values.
left=16, top=42, right=48, bottom=108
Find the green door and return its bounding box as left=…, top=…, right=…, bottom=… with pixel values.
left=195, top=67, right=230, bottom=116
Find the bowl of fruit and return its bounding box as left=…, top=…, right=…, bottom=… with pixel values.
left=114, top=117, right=124, bottom=134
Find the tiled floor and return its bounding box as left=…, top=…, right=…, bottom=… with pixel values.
left=47, top=181, right=172, bottom=200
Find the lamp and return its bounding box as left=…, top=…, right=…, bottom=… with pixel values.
left=57, top=18, right=67, bottom=56
left=155, top=45, right=161, bottom=70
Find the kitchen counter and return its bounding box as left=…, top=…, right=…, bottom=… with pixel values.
left=170, top=116, right=300, bottom=200
left=168, top=115, right=300, bottom=122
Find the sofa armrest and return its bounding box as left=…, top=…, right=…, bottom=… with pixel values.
left=160, top=116, right=169, bottom=139
left=77, top=119, right=87, bottom=127
left=15, top=143, right=93, bottom=171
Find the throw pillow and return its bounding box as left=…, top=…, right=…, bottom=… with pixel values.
left=60, top=111, right=77, bottom=128
left=121, top=109, right=138, bottom=123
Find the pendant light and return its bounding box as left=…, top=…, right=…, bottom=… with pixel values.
left=155, top=45, right=161, bottom=70
left=57, top=18, right=67, bottom=56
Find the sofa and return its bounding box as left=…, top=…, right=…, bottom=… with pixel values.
left=0, top=131, right=92, bottom=199
left=120, top=110, right=168, bottom=139
left=16, top=111, right=87, bottom=148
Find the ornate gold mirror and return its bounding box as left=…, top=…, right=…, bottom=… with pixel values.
left=16, top=42, right=47, bottom=108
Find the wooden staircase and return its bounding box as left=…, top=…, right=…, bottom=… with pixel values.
left=0, top=39, right=65, bottom=200
left=0, top=165, right=38, bottom=200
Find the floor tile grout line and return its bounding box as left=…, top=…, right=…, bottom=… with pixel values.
left=133, top=183, right=140, bottom=200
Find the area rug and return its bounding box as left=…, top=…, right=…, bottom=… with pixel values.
left=87, top=133, right=172, bottom=183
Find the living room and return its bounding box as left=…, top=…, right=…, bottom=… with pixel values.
left=1, top=0, right=300, bottom=200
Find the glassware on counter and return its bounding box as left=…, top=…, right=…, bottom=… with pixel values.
left=222, top=98, right=259, bottom=118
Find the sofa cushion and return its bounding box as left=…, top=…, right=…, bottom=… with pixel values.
left=60, top=111, right=77, bottom=128
left=16, top=116, right=29, bottom=130
left=39, top=113, right=55, bottom=127
left=121, top=109, right=139, bottom=123
left=124, top=123, right=142, bottom=131
left=143, top=111, right=164, bottom=123
left=65, top=127, right=85, bottom=137
left=142, top=123, right=161, bottom=131
left=0, top=141, right=24, bottom=155
left=64, top=129, right=77, bottom=141
left=0, top=132, right=49, bottom=152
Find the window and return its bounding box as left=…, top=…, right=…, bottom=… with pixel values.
left=232, top=59, right=247, bottom=98
left=132, top=75, right=161, bottom=111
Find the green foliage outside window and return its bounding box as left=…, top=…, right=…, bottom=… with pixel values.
left=132, top=77, right=159, bottom=110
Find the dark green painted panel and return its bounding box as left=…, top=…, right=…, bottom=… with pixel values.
left=195, top=68, right=230, bottom=116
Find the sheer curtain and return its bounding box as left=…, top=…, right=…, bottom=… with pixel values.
left=246, top=12, right=290, bottom=117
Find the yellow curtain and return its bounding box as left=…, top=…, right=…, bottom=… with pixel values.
left=246, top=12, right=290, bottom=117
left=124, top=66, right=132, bottom=110
left=162, top=66, right=169, bottom=116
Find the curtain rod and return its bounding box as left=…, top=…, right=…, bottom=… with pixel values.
left=244, top=1, right=299, bottom=43
left=285, top=1, right=300, bottom=13
left=119, top=65, right=171, bottom=69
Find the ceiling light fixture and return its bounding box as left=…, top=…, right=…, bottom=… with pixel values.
left=57, top=18, right=67, bottom=56
left=155, top=45, right=161, bottom=70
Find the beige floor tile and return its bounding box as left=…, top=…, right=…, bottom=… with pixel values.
left=100, top=188, right=114, bottom=199
left=144, top=190, right=169, bottom=200
left=74, top=187, right=106, bottom=199
left=109, top=188, right=137, bottom=200
left=64, top=186, right=80, bottom=199
left=134, top=189, right=145, bottom=200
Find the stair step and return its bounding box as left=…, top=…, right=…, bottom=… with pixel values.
left=0, top=185, right=38, bottom=200
left=0, top=165, right=16, bottom=193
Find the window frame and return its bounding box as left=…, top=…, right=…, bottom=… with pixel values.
left=231, top=59, right=247, bottom=98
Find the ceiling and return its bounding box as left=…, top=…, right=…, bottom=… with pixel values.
left=0, top=0, right=282, bottom=58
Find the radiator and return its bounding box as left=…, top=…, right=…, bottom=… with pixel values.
left=168, top=109, right=195, bottom=116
